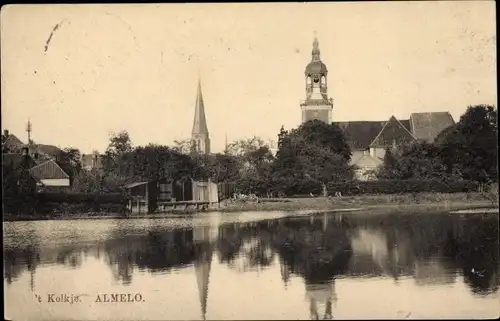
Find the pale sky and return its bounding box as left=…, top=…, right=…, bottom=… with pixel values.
left=1, top=2, right=497, bottom=154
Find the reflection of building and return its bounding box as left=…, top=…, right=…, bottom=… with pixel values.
left=280, top=258, right=290, bottom=287
left=414, top=260, right=456, bottom=285
left=350, top=229, right=391, bottom=273
left=193, top=216, right=220, bottom=320
left=305, top=282, right=336, bottom=320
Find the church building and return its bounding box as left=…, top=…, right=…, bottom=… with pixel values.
left=300, top=35, right=456, bottom=181
left=191, top=79, right=211, bottom=154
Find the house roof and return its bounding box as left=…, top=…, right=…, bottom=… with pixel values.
left=33, top=144, right=62, bottom=156
left=370, top=116, right=416, bottom=148
left=2, top=134, right=25, bottom=151
left=352, top=154, right=383, bottom=169
left=409, top=112, right=455, bottom=143
left=124, top=181, right=150, bottom=189
left=29, top=159, right=70, bottom=180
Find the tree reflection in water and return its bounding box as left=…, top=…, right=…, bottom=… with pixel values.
left=3, top=212, right=499, bottom=302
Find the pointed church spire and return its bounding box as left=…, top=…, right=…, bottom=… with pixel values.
left=192, top=78, right=209, bottom=135
left=312, top=31, right=321, bottom=62
left=224, top=132, right=228, bottom=153
left=191, top=78, right=211, bottom=154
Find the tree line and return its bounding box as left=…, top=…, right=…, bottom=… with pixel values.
left=4, top=104, right=496, bottom=197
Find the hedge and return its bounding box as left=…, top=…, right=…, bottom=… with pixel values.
left=232, top=177, right=481, bottom=197
left=326, top=179, right=481, bottom=195
left=36, top=192, right=126, bottom=204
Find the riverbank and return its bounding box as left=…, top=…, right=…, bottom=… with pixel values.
left=3, top=192, right=497, bottom=221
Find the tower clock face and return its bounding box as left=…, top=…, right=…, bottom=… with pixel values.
left=313, top=77, right=319, bottom=83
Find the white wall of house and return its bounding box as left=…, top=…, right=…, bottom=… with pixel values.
left=369, top=147, right=386, bottom=159
left=40, top=179, right=70, bottom=187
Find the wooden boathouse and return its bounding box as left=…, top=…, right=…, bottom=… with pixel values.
left=124, top=177, right=219, bottom=214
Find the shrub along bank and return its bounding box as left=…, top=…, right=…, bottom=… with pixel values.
left=232, top=177, right=481, bottom=197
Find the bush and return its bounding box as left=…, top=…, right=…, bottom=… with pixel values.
left=233, top=176, right=323, bottom=197
left=326, top=179, right=480, bottom=196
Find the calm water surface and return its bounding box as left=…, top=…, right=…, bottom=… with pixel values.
left=4, top=210, right=500, bottom=320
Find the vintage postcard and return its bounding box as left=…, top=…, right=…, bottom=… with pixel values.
left=2, top=2, right=498, bottom=320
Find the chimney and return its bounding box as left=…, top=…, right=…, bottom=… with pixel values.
left=4, top=129, right=9, bottom=137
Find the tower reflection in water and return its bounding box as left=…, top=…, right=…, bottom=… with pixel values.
left=3, top=211, right=499, bottom=319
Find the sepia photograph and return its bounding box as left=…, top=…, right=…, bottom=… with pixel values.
left=2, top=2, right=498, bottom=320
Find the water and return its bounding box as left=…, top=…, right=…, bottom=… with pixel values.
left=4, top=210, right=499, bottom=320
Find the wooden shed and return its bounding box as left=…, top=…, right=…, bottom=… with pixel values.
left=124, top=177, right=219, bottom=214
left=124, top=181, right=157, bottom=214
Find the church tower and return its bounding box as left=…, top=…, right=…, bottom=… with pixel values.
left=191, top=79, right=211, bottom=154
left=300, top=34, right=333, bottom=124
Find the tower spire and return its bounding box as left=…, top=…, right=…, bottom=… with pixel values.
left=192, top=78, right=208, bottom=135
left=26, top=119, right=33, bottom=144
left=312, top=31, right=320, bottom=61
left=224, top=132, right=228, bottom=153
left=191, top=78, right=211, bottom=154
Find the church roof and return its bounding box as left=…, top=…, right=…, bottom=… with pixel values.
left=305, top=60, right=328, bottom=76
left=370, top=116, right=416, bottom=148
left=409, top=112, right=455, bottom=143
left=305, top=35, right=328, bottom=76
left=334, top=118, right=413, bottom=151
left=192, top=79, right=209, bottom=135
left=334, top=121, right=385, bottom=150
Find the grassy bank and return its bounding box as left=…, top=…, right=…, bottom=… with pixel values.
left=219, top=192, right=497, bottom=212
left=3, top=192, right=497, bottom=222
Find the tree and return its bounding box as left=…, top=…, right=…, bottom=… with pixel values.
left=102, top=131, right=133, bottom=176
left=107, top=131, right=133, bottom=155
left=437, top=105, right=498, bottom=182
left=172, top=139, right=194, bottom=155
left=70, top=169, right=104, bottom=194
left=213, top=153, right=240, bottom=182
left=294, top=136, right=354, bottom=183
left=289, top=120, right=352, bottom=161
left=225, top=136, right=274, bottom=181
left=225, top=136, right=267, bottom=157
left=271, top=123, right=353, bottom=195
left=128, top=144, right=196, bottom=181
left=56, top=147, right=82, bottom=183
left=377, top=141, right=448, bottom=180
